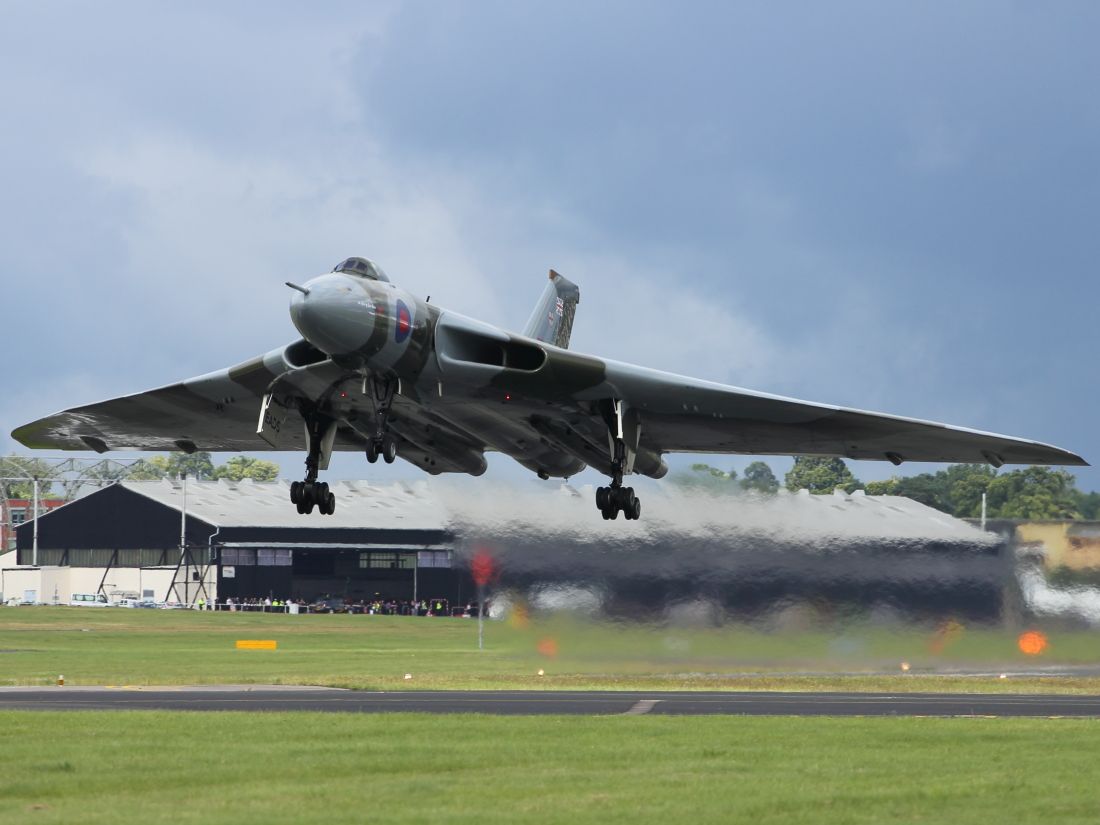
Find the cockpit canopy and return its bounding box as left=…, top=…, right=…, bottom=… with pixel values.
left=333, top=257, right=390, bottom=283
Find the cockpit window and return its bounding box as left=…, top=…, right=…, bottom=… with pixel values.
left=333, top=257, right=390, bottom=283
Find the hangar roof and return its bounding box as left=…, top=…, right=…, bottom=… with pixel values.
left=20, top=478, right=995, bottom=549
left=435, top=482, right=998, bottom=546
left=120, top=479, right=448, bottom=531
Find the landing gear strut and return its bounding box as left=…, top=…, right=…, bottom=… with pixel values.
left=290, top=413, right=337, bottom=515
left=365, top=376, right=398, bottom=465
left=595, top=400, right=642, bottom=521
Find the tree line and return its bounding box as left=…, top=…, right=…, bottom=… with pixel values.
left=0, top=453, right=280, bottom=501
left=4, top=452, right=1098, bottom=521
left=672, top=457, right=1100, bottom=521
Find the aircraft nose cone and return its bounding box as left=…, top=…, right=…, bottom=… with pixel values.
left=289, top=274, right=374, bottom=356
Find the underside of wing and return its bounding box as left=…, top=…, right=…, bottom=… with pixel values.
left=603, top=361, right=1088, bottom=468
left=12, top=343, right=348, bottom=454
left=12, top=381, right=291, bottom=453
left=11, top=343, right=491, bottom=476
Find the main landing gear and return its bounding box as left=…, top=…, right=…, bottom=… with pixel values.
left=595, top=399, right=642, bottom=521
left=291, top=479, right=335, bottom=515
left=365, top=376, right=398, bottom=465
left=290, top=413, right=337, bottom=515
left=595, top=482, right=641, bottom=520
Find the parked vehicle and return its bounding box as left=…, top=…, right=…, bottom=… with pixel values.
left=69, top=593, right=109, bottom=607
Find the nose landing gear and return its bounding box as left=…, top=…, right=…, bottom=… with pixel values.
left=365, top=376, right=398, bottom=464
left=290, top=412, right=338, bottom=516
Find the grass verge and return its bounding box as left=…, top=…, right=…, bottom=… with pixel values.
left=2, top=711, right=1100, bottom=825
left=2, top=607, right=1099, bottom=693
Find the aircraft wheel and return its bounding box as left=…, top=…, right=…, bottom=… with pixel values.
left=367, top=441, right=380, bottom=463
left=290, top=480, right=302, bottom=504
left=601, top=506, right=611, bottom=520
left=595, top=486, right=609, bottom=510
left=325, top=492, right=336, bottom=515
left=630, top=496, right=641, bottom=520
left=317, top=481, right=329, bottom=500
left=382, top=437, right=397, bottom=464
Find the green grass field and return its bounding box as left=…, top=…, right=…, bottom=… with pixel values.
left=2, top=606, right=1100, bottom=693
left=2, top=711, right=1099, bottom=825
left=4, top=608, right=1100, bottom=824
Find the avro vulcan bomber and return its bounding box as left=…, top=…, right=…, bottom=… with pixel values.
left=13, top=258, right=1087, bottom=520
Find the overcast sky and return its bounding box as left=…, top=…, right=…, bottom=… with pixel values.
left=2, top=1, right=1096, bottom=489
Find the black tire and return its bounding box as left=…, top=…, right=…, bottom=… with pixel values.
left=290, top=480, right=302, bottom=504
left=317, top=481, right=329, bottom=500
left=367, top=441, right=379, bottom=463
left=601, top=506, right=611, bottom=520
left=616, top=486, right=634, bottom=510
left=383, top=437, right=397, bottom=464
left=596, top=486, right=609, bottom=510
left=630, top=497, right=641, bottom=520
left=325, top=492, right=336, bottom=515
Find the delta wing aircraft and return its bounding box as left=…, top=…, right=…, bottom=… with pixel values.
left=13, top=257, right=1087, bottom=520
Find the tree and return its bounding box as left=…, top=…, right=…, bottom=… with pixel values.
left=213, top=456, right=280, bottom=482
left=1076, top=490, right=1100, bottom=521
left=123, top=452, right=217, bottom=481
left=985, top=467, right=1079, bottom=520
left=0, top=455, right=58, bottom=499
left=864, top=464, right=995, bottom=515
left=124, top=457, right=170, bottom=481
left=942, top=464, right=996, bottom=518
left=784, top=457, right=860, bottom=494
left=670, top=463, right=737, bottom=491
left=164, top=452, right=217, bottom=480
left=739, top=461, right=779, bottom=494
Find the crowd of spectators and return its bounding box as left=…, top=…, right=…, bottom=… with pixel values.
left=215, top=596, right=481, bottom=616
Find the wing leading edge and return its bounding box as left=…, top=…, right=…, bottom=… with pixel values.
left=599, top=360, right=1087, bottom=467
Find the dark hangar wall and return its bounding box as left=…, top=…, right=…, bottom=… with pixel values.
left=15, top=484, right=214, bottom=552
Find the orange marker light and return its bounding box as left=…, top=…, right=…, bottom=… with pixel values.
left=537, top=637, right=559, bottom=658
left=1018, top=631, right=1048, bottom=656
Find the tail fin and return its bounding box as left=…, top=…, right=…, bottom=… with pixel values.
left=522, top=269, right=580, bottom=349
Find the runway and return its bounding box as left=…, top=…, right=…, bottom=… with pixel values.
left=2, top=687, right=1100, bottom=717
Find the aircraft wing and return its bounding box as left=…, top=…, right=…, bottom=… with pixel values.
left=11, top=343, right=489, bottom=475
left=599, top=360, right=1087, bottom=467
left=12, top=345, right=352, bottom=455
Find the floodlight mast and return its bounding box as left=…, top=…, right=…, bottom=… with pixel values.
left=180, top=473, right=188, bottom=605
left=32, top=478, right=38, bottom=567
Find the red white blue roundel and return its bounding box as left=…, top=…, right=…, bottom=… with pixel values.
left=394, top=299, right=412, bottom=343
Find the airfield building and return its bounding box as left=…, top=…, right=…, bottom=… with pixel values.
left=2, top=479, right=1013, bottom=622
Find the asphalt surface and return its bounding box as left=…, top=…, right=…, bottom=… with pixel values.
left=2, top=687, right=1100, bottom=716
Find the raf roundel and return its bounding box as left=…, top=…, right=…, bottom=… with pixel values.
left=394, top=299, right=413, bottom=344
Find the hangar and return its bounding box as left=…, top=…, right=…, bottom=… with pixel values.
left=4, top=480, right=458, bottom=607
left=2, top=478, right=1012, bottom=621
